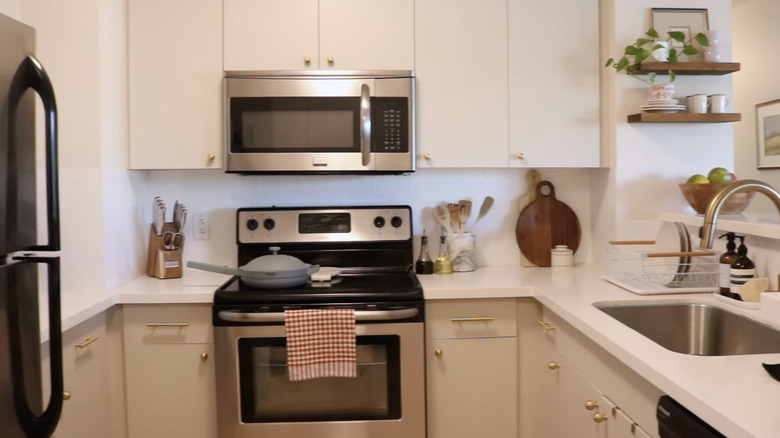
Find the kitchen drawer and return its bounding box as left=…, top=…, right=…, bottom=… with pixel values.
left=41, top=312, right=107, bottom=391
left=426, top=299, right=517, bottom=339
left=123, top=304, right=213, bottom=344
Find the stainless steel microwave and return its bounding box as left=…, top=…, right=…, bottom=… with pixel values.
left=224, top=70, right=415, bottom=174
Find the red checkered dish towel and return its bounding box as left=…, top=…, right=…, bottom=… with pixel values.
left=285, top=309, right=357, bottom=381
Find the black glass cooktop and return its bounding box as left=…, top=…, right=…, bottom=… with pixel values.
left=213, top=267, right=423, bottom=306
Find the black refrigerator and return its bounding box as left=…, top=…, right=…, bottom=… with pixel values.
left=0, top=12, right=63, bottom=438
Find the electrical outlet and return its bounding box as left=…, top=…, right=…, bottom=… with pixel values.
left=193, top=213, right=210, bottom=240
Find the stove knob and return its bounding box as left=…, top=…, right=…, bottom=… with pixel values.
left=391, top=216, right=403, bottom=228
left=373, top=216, right=386, bottom=228
left=246, top=219, right=259, bottom=231
left=263, top=218, right=276, bottom=230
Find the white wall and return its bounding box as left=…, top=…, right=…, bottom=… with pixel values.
left=606, top=0, right=735, bottom=242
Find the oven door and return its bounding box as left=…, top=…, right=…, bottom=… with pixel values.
left=224, top=76, right=414, bottom=173
left=214, top=310, right=425, bottom=438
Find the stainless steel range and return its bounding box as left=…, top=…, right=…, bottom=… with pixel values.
left=213, top=206, right=425, bottom=438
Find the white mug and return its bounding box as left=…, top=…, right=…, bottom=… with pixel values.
left=708, top=94, right=729, bottom=113
left=687, top=94, right=708, bottom=114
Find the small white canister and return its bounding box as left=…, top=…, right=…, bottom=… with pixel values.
left=551, top=245, right=573, bottom=268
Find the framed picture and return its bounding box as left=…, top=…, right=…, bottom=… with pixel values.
left=651, top=8, right=709, bottom=54
left=757, top=99, right=780, bottom=169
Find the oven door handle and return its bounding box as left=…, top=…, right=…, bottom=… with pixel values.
left=218, top=307, right=418, bottom=323
left=360, top=83, right=371, bottom=166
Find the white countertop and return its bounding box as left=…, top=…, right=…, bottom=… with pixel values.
left=53, top=265, right=780, bottom=438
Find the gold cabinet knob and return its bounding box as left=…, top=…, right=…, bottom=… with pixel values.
left=327, top=56, right=334, bottom=64
left=207, top=154, right=215, bottom=162
left=63, top=391, right=71, bottom=401
left=593, top=413, right=608, bottom=423
left=423, top=153, right=432, bottom=160
left=584, top=400, right=599, bottom=410
left=304, top=56, right=311, bottom=64
left=201, top=352, right=209, bottom=361
left=434, top=349, right=443, bottom=357
left=515, top=153, right=525, bottom=160
left=548, top=362, right=559, bottom=370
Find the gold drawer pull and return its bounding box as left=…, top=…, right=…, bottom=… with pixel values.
left=593, top=413, right=608, bottom=423
left=451, top=317, right=493, bottom=322
left=434, top=349, right=443, bottom=357
left=63, top=391, right=71, bottom=401
left=584, top=400, right=598, bottom=410
left=75, top=337, right=99, bottom=349
left=201, top=352, right=209, bottom=361
left=548, top=362, right=560, bottom=370
left=145, top=322, right=189, bottom=327
left=537, top=320, right=556, bottom=331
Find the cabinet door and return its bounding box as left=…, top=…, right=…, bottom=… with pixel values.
left=427, top=337, right=517, bottom=438
left=223, top=0, right=318, bottom=70
left=124, top=344, right=216, bottom=438
left=48, top=316, right=112, bottom=438
left=129, top=0, right=223, bottom=169
left=508, top=0, right=600, bottom=168
left=415, top=0, right=509, bottom=168
left=544, top=353, right=608, bottom=438
left=600, top=395, right=654, bottom=438
left=319, top=0, right=414, bottom=70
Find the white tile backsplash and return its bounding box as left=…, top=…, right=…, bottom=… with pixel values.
left=106, top=167, right=597, bottom=285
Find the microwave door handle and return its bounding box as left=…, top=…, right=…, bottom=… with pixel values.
left=360, top=83, right=371, bottom=166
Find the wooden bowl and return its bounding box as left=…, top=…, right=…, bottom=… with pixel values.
left=678, top=183, right=754, bottom=214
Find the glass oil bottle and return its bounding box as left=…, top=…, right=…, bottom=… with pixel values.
left=434, top=233, right=452, bottom=275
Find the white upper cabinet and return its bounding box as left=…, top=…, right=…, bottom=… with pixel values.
left=508, top=0, right=601, bottom=168
left=415, top=0, right=509, bottom=168
left=223, top=0, right=414, bottom=71
left=128, top=0, right=223, bottom=169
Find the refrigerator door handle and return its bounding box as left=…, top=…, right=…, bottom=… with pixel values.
left=8, top=258, right=63, bottom=438
left=8, top=54, right=60, bottom=252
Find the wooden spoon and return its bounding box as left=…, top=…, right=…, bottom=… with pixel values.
left=434, top=204, right=453, bottom=234
left=447, top=203, right=461, bottom=233
left=467, top=196, right=494, bottom=233
left=458, top=200, right=472, bottom=233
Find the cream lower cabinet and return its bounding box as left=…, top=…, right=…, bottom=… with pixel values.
left=47, top=313, right=113, bottom=438
left=518, top=301, right=658, bottom=438
left=122, top=304, right=217, bottom=438
left=425, top=299, right=518, bottom=438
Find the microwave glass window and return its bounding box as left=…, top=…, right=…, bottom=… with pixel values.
left=238, top=335, right=401, bottom=423
left=231, top=97, right=360, bottom=153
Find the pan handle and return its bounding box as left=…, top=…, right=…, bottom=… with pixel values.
left=186, top=261, right=240, bottom=277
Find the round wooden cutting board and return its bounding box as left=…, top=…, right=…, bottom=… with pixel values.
left=515, top=180, right=581, bottom=267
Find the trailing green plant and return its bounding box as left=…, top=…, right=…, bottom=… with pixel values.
left=605, top=28, right=710, bottom=85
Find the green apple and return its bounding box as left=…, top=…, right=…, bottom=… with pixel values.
left=687, top=174, right=710, bottom=183
left=707, top=167, right=733, bottom=184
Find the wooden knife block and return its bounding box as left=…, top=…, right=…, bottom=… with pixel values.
left=146, top=223, right=184, bottom=279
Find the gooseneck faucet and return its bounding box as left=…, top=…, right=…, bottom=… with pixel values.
left=699, top=180, right=780, bottom=248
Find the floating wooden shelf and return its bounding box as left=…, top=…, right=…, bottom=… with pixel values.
left=627, top=112, right=741, bottom=123
left=636, top=62, right=740, bottom=75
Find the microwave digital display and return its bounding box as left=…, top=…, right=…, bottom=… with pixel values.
left=298, top=213, right=351, bottom=234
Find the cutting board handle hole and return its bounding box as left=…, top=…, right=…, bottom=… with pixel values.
left=537, top=181, right=554, bottom=197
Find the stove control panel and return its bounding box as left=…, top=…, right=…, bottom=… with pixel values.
left=237, top=206, right=412, bottom=244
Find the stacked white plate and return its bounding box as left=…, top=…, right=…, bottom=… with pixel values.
left=641, top=98, right=686, bottom=113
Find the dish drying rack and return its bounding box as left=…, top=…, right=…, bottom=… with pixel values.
left=603, top=241, right=719, bottom=295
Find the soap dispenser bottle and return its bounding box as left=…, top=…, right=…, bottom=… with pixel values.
left=730, top=236, right=755, bottom=300
left=718, top=232, right=738, bottom=297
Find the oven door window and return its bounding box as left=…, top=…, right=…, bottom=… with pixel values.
left=237, top=335, right=401, bottom=423
left=229, top=97, right=360, bottom=153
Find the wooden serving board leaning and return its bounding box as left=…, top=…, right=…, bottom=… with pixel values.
left=515, top=180, right=581, bottom=267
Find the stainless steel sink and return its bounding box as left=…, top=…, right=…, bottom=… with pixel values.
left=595, top=302, right=780, bottom=356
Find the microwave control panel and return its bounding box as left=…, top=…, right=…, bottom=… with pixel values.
left=372, top=97, right=409, bottom=153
